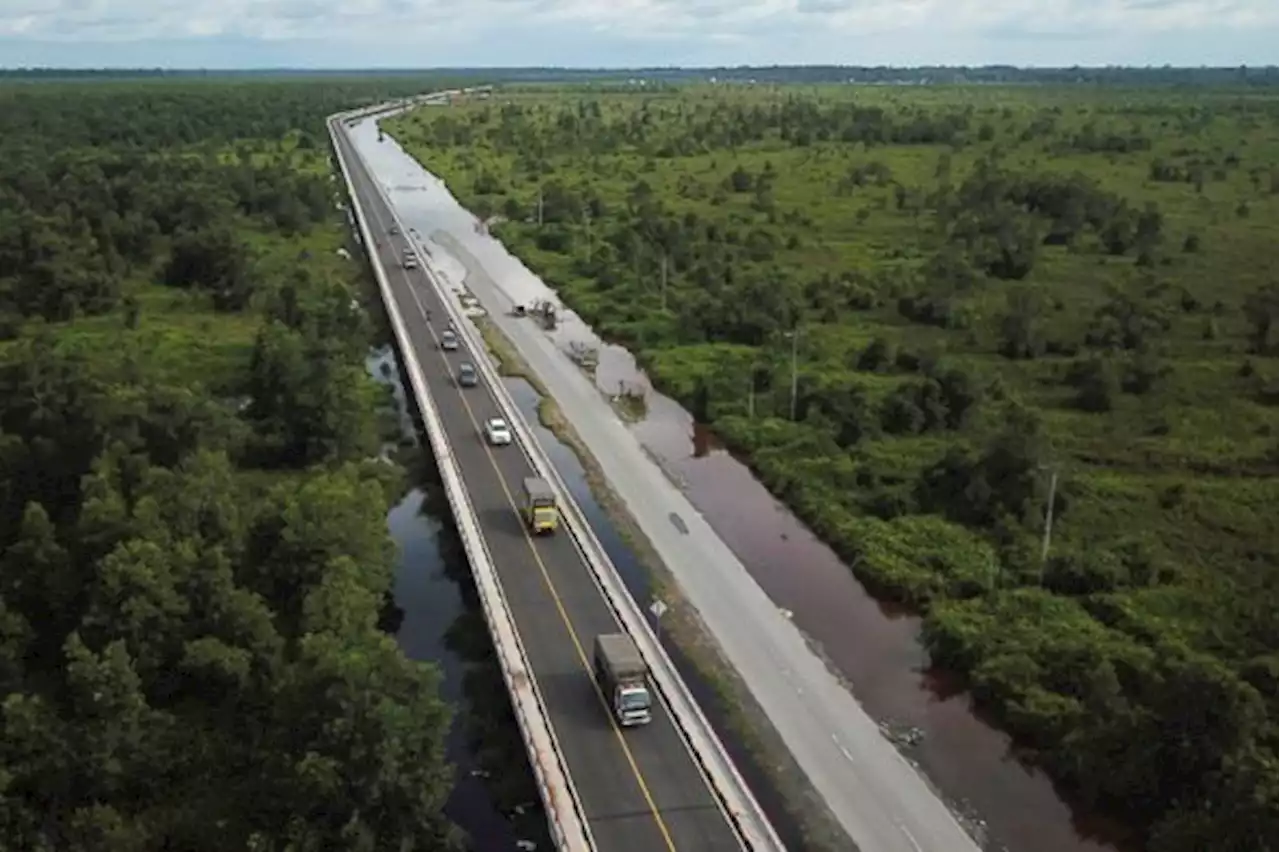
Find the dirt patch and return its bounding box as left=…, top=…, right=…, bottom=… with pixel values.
left=473, top=317, right=857, bottom=852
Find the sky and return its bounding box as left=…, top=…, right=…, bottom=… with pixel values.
left=0, top=0, right=1276, bottom=69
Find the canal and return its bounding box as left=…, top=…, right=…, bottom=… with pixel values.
left=354, top=110, right=1124, bottom=852
left=370, top=344, right=550, bottom=851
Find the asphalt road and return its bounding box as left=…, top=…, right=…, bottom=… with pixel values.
left=336, top=127, right=747, bottom=852
left=354, top=120, right=988, bottom=852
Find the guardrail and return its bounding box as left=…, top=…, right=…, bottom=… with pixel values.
left=327, top=108, right=593, bottom=852
left=348, top=110, right=787, bottom=852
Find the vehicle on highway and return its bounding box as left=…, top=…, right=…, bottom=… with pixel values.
left=440, top=329, right=458, bottom=350
left=483, top=417, right=512, bottom=446
left=593, top=633, right=652, bottom=726
left=521, top=476, right=559, bottom=535
left=390, top=224, right=400, bottom=235
left=403, top=256, right=418, bottom=270
left=457, top=361, right=478, bottom=387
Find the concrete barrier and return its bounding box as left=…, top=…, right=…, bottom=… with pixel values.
left=328, top=110, right=593, bottom=852
left=346, top=114, right=787, bottom=852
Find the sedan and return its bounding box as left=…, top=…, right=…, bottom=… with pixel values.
left=484, top=417, right=512, bottom=446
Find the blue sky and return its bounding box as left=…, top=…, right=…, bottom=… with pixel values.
left=1, top=0, right=1276, bottom=68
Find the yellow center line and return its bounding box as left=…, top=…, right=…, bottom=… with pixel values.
left=366, top=192, right=678, bottom=850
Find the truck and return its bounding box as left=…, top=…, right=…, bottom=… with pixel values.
left=593, top=633, right=652, bottom=726
left=521, top=476, right=558, bottom=535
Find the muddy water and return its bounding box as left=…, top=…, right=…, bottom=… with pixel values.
left=355, top=115, right=1123, bottom=852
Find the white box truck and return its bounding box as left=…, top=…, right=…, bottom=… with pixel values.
left=593, top=633, right=652, bottom=726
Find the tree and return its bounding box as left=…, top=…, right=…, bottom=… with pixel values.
left=163, top=227, right=256, bottom=311
left=0, top=80, right=462, bottom=848
left=1071, top=358, right=1120, bottom=412
left=245, top=322, right=379, bottom=467
left=1242, top=284, right=1278, bottom=355
left=998, top=289, right=1045, bottom=359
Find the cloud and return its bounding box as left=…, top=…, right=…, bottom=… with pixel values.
left=0, top=0, right=1275, bottom=66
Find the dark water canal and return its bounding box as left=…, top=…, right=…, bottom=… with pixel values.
left=370, top=346, right=549, bottom=851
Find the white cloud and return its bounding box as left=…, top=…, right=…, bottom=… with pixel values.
left=0, top=0, right=1275, bottom=66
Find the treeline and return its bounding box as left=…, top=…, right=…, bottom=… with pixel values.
left=386, top=88, right=1277, bottom=852
left=5, top=66, right=1274, bottom=88
left=0, top=81, right=463, bottom=848
left=0, top=78, right=437, bottom=151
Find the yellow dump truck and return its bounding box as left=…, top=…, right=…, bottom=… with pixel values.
left=522, top=476, right=559, bottom=535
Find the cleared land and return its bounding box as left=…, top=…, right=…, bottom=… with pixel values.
left=385, top=82, right=1278, bottom=852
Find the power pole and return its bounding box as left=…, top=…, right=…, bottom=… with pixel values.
left=1039, top=468, right=1059, bottom=580
left=536, top=189, right=544, bottom=226
left=584, top=208, right=593, bottom=262
left=747, top=371, right=756, bottom=419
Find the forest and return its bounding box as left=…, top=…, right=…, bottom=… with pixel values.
left=385, top=84, right=1278, bottom=852
left=0, top=79, right=467, bottom=849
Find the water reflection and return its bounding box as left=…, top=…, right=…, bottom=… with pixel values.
left=369, top=346, right=550, bottom=852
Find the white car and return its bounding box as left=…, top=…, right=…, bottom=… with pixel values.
left=484, top=417, right=512, bottom=446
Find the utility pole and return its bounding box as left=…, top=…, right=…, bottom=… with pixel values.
left=747, top=373, right=756, bottom=419
left=788, top=327, right=802, bottom=421
left=1039, top=468, right=1059, bottom=580
left=584, top=207, right=593, bottom=262
left=536, top=188, right=544, bottom=227
left=660, top=253, right=668, bottom=311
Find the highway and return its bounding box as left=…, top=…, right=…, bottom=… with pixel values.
left=335, top=126, right=748, bottom=852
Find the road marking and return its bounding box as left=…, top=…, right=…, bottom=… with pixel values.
left=358, top=176, right=679, bottom=851
left=896, top=822, right=924, bottom=852
left=831, top=734, right=854, bottom=763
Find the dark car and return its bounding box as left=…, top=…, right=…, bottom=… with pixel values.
left=457, top=362, right=478, bottom=387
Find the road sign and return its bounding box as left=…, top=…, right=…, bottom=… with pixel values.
left=649, top=599, right=668, bottom=620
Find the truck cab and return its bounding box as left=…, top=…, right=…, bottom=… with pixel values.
left=521, top=476, right=558, bottom=535
left=593, top=633, right=652, bottom=726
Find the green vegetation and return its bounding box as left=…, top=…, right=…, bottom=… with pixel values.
left=0, top=79, right=466, bottom=848
left=385, top=84, right=1278, bottom=851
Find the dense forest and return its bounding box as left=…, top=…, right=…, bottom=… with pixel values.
left=385, top=85, right=1278, bottom=851
left=0, top=79, right=467, bottom=849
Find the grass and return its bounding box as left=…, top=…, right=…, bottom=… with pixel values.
left=383, top=82, right=1278, bottom=849
left=385, top=83, right=1276, bottom=623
